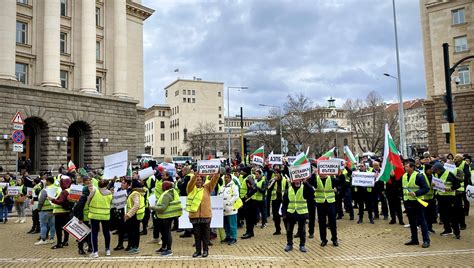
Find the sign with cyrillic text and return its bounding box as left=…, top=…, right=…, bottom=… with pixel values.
left=197, top=160, right=221, bottom=175
left=251, top=156, right=264, bottom=167
left=69, top=185, right=83, bottom=202
left=432, top=177, right=445, bottom=192
left=444, top=163, right=457, bottom=174
left=287, top=156, right=297, bottom=165
left=466, top=185, right=474, bottom=203
left=351, top=172, right=375, bottom=187
left=179, top=196, right=223, bottom=229
left=103, top=150, right=128, bottom=180
left=63, top=216, right=91, bottom=242
left=317, top=160, right=341, bottom=175
left=289, top=163, right=311, bottom=182
left=7, top=186, right=20, bottom=196
left=112, top=190, right=127, bottom=209
left=269, top=154, right=283, bottom=165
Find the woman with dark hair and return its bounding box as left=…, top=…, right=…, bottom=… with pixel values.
left=447, top=153, right=454, bottom=161
left=87, top=179, right=113, bottom=258
left=124, top=179, right=145, bottom=254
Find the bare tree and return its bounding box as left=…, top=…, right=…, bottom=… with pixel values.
left=186, top=122, right=217, bottom=160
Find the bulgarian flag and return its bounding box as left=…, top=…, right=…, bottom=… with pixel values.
left=67, top=160, right=76, bottom=172
left=343, top=146, right=357, bottom=169
left=292, top=152, right=309, bottom=166
left=376, top=124, right=405, bottom=182
left=127, top=161, right=132, bottom=177
left=251, top=145, right=265, bottom=158
left=316, top=147, right=335, bottom=162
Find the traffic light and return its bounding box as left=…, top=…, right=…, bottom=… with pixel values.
left=243, top=137, right=250, bottom=155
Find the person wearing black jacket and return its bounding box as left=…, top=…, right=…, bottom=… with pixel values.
left=267, top=169, right=288, bottom=235
left=423, top=163, right=436, bottom=233
left=282, top=179, right=314, bottom=252
left=241, top=175, right=258, bottom=239
left=72, top=176, right=92, bottom=255
left=432, top=163, right=461, bottom=239
left=315, top=174, right=340, bottom=247
left=177, top=167, right=193, bottom=238
left=27, top=177, right=43, bottom=234
left=341, top=167, right=354, bottom=220
left=114, top=178, right=132, bottom=251
left=372, top=162, right=388, bottom=220
left=386, top=171, right=405, bottom=225
left=305, top=170, right=318, bottom=238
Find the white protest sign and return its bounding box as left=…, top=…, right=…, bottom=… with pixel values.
left=26, top=187, right=33, bottom=197
left=289, top=162, right=311, bottom=182
left=269, top=154, right=283, bottom=165
left=331, top=158, right=346, bottom=170
left=178, top=196, right=223, bottom=229
left=7, top=186, right=20, bottom=196
left=63, top=216, right=91, bottom=242
left=46, top=187, right=58, bottom=198
left=103, top=150, right=128, bottom=179
left=114, top=182, right=121, bottom=192
left=318, top=160, right=341, bottom=175
left=351, top=172, right=375, bottom=187
left=0, top=182, right=8, bottom=188
left=159, top=162, right=177, bottom=178
left=466, top=185, right=474, bottom=203
left=251, top=155, right=264, bottom=166
left=197, top=160, right=221, bottom=175
left=138, top=167, right=154, bottom=180
left=444, top=163, right=457, bottom=174
left=112, top=190, right=127, bottom=209
left=287, top=156, right=297, bottom=165
left=148, top=194, right=157, bottom=207
left=432, top=177, right=446, bottom=192
left=69, top=185, right=83, bottom=202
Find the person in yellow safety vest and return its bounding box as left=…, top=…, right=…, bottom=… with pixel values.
left=150, top=181, right=182, bottom=257
left=72, top=176, right=93, bottom=255
left=251, top=170, right=268, bottom=228
left=176, top=167, right=194, bottom=238
left=402, top=161, right=430, bottom=248
left=237, top=167, right=250, bottom=228
left=355, top=163, right=375, bottom=224
left=87, top=180, right=113, bottom=258
left=140, top=174, right=155, bottom=236
left=151, top=170, right=171, bottom=243
left=48, top=176, right=73, bottom=249
left=35, top=176, right=58, bottom=245
left=0, top=177, right=8, bottom=224
left=282, top=178, right=314, bottom=253
left=28, top=177, right=43, bottom=234
left=112, top=178, right=131, bottom=252
left=421, top=163, right=436, bottom=233
left=267, top=169, right=288, bottom=235
left=124, top=179, right=146, bottom=255
left=218, top=172, right=240, bottom=245
left=13, top=178, right=27, bottom=224
left=454, top=154, right=470, bottom=230
left=186, top=173, right=220, bottom=258
left=314, top=173, right=339, bottom=247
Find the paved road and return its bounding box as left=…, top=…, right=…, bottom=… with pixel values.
left=1, top=208, right=473, bottom=267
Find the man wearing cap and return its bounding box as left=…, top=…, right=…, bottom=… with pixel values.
left=432, top=162, right=461, bottom=239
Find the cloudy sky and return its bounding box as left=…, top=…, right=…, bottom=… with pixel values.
left=142, top=0, right=426, bottom=117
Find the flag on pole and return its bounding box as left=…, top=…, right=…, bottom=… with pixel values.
left=316, top=147, right=335, bottom=162
left=251, top=145, right=265, bottom=158
left=292, top=152, right=309, bottom=166
left=127, top=162, right=132, bottom=177
left=343, top=146, right=357, bottom=169
left=376, top=124, right=405, bottom=182
left=67, top=160, right=76, bottom=172
left=305, top=146, right=310, bottom=157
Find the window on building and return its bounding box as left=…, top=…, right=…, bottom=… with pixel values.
left=187, top=90, right=191, bottom=95
left=96, top=7, right=101, bottom=26
left=458, top=66, right=470, bottom=85
left=60, top=70, right=68, bottom=88
left=16, top=21, right=27, bottom=44
left=188, top=98, right=191, bottom=103
left=452, top=8, right=465, bottom=25
left=192, top=98, right=195, bottom=103
left=151, top=135, right=153, bottom=142
left=218, top=106, right=222, bottom=111
left=183, top=98, right=186, bottom=103
left=175, top=90, right=179, bottom=96
left=192, top=90, right=195, bottom=95
left=96, top=41, right=101, bottom=60
left=218, top=91, right=221, bottom=97
left=17, top=0, right=28, bottom=4
left=165, top=90, right=168, bottom=97
left=454, top=36, right=468, bottom=52
left=161, top=148, right=165, bottom=155
left=60, top=0, right=67, bottom=16
left=160, top=121, right=165, bottom=128
left=219, top=127, right=222, bottom=131
left=183, top=89, right=186, bottom=95
left=15, top=63, right=27, bottom=84
left=60, top=32, right=67, bottom=53
left=96, top=76, right=102, bottom=93
left=161, top=134, right=165, bottom=141
left=151, top=122, right=153, bottom=129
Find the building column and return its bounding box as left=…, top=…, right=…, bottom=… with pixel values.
left=41, top=0, right=61, bottom=87
left=113, top=0, right=128, bottom=98
left=0, top=0, right=16, bottom=81
left=80, top=0, right=97, bottom=93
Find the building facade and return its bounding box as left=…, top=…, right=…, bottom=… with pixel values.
left=421, top=0, right=474, bottom=155
left=144, top=104, right=170, bottom=160
left=0, top=0, right=153, bottom=173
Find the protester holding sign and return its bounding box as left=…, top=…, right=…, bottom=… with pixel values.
left=354, top=164, right=375, bottom=224
left=35, top=176, right=57, bottom=245
left=252, top=170, right=268, bottom=228
left=27, top=177, right=43, bottom=234
left=87, top=180, right=113, bottom=258
left=267, top=169, right=288, bottom=235
left=454, top=154, right=470, bottom=230
left=422, top=163, right=436, bottom=233
left=49, top=176, right=73, bottom=249
left=315, top=174, right=339, bottom=247
left=113, top=178, right=131, bottom=252
left=186, top=173, right=220, bottom=258
left=71, top=176, right=92, bottom=255
left=124, top=179, right=146, bottom=255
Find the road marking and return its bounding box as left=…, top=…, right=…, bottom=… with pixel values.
left=327, top=249, right=474, bottom=261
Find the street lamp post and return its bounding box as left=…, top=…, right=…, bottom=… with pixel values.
left=227, top=86, right=248, bottom=163
left=259, top=104, right=283, bottom=154
left=384, top=73, right=407, bottom=157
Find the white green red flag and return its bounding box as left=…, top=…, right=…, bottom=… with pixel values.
left=292, top=152, right=309, bottom=166
left=127, top=161, right=132, bottom=177
left=376, top=124, right=405, bottom=182
left=67, top=160, right=76, bottom=172
left=289, top=152, right=311, bottom=181
left=316, top=147, right=335, bottom=162
left=251, top=145, right=265, bottom=158
left=343, top=146, right=357, bottom=169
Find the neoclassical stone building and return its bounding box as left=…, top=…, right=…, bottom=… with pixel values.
left=0, top=0, right=153, bottom=173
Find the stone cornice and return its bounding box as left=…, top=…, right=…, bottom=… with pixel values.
left=126, top=1, right=154, bottom=21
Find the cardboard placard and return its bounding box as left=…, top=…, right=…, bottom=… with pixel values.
left=331, top=158, right=346, bottom=170
left=103, top=150, right=128, bottom=179
left=251, top=155, right=264, bottom=166
left=432, top=177, right=446, bottom=192
left=112, top=190, right=127, bottom=209
left=317, top=160, right=341, bottom=175
left=148, top=194, right=157, bottom=207
left=269, top=154, right=283, bottom=165
left=444, top=163, right=457, bottom=174
left=178, top=196, right=223, bottom=229
left=26, top=187, right=33, bottom=197
left=197, top=160, right=221, bottom=175
left=351, top=172, right=375, bottom=187
left=0, top=182, right=8, bottom=188
left=289, top=162, right=311, bottom=182
left=287, top=156, right=297, bottom=165
left=138, top=167, right=155, bottom=180
left=7, top=186, right=20, bottom=196
left=69, top=185, right=83, bottom=202
left=63, top=216, right=91, bottom=242
left=114, top=182, right=121, bottom=192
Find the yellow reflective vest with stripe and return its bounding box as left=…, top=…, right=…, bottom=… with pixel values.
left=186, top=186, right=204, bottom=213
left=52, top=188, right=71, bottom=214
left=422, top=173, right=434, bottom=200
left=314, top=176, right=336, bottom=203
left=88, top=189, right=112, bottom=221
left=287, top=186, right=308, bottom=214
left=436, top=170, right=455, bottom=196
left=127, top=191, right=146, bottom=220
left=157, top=189, right=182, bottom=219
left=251, top=178, right=266, bottom=201
left=402, top=172, right=419, bottom=201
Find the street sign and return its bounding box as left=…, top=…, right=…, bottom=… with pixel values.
left=12, top=130, right=25, bottom=144
left=13, top=124, right=24, bottom=130
left=13, top=144, right=23, bottom=152
left=11, top=112, right=25, bottom=125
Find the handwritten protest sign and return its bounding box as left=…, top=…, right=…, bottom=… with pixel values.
left=103, top=150, right=128, bottom=179
left=7, top=186, right=20, bottom=196
left=251, top=156, right=264, bottom=166
left=287, top=156, right=297, bottom=165
left=112, top=190, right=127, bottom=209
left=351, top=172, right=375, bottom=187
left=432, top=177, right=445, bottom=192
left=331, top=158, right=346, bottom=170
left=318, top=160, right=341, bottom=175
left=69, top=185, right=83, bottom=202
left=269, top=154, right=283, bottom=165
left=466, top=185, right=474, bottom=203
left=289, top=163, right=311, bottom=182
left=444, top=163, right=457, bottom=174
left=138, top=167, right=154, bottom=179
left=179, top=196, right=223, bottom=229
left=63, top=216, right=91, bottom=242
left=197, top=160, right=221, bottom=175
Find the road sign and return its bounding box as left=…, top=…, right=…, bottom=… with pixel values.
left=11, top=112, right=25, bottom=125
left=12, top=130, right=25, bottom=144
left=13, top=144, right=23, bottom=152
left=13, top=124, right=24, bottom=130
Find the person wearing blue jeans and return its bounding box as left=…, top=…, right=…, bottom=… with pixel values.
left=35, top=176, right=57, bottom=245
